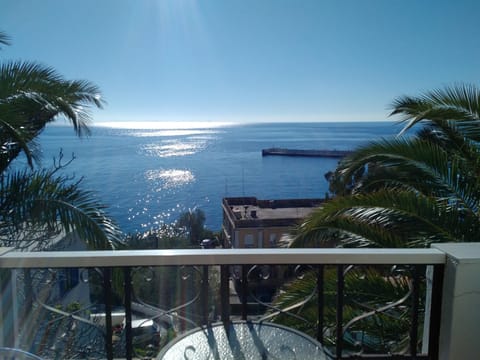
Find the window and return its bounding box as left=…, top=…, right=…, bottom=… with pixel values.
left=269, top=234, right=277, bottom=247
left=244, top=234, right=254, bottom=248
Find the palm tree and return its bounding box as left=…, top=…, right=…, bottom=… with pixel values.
left=293, top=83, right=480, bottom=249
left=272, top=84, right=480, bottom=354
left=0, top=32, right=122, bottom=250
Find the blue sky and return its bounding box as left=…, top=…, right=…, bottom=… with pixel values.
left=2, top=0, right=480, bottom=123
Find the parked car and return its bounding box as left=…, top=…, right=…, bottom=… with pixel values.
left=201, top=238, right=219, bottom=248
left=130, top=319, right=161, bottom=347
left=113, top=318, right=161, bottom=357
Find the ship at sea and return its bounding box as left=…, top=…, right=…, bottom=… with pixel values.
left=262, top=147, right=352, bottom=158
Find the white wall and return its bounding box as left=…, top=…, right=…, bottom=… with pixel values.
left=432, top=243, right=480, bottom=360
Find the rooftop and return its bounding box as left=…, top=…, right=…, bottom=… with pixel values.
left=229, top=204, right=316, bottom=221
left=223, top=197, right=323, bottom=227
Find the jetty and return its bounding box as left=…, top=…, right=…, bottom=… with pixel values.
left=262, top=148, right=353, bottom=158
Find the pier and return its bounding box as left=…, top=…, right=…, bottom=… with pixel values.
left=262, top=148, right=353, bottom=158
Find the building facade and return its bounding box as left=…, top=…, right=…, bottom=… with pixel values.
left=222, top=197, right=324, bottom=249
left=222, top=197, right=324, bottom=303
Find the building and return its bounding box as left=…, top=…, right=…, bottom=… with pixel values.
left=222, top=197, right=324, bottom=304
left=222, top=197, right=324, bottom=249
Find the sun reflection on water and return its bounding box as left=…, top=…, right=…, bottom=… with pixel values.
left=131, top=129, right=219, bottom=137
left=141, top=140, right=205, bottom=157
left=145, top=169, right=195, bottom=189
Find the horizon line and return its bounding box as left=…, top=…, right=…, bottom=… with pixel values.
left=50, top=119, right=396, bottom=130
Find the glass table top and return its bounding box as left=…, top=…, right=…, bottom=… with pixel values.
left=158, top=321, right=326, bottom=360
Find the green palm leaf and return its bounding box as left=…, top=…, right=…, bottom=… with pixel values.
left=391, top=85, right=480, bottom=156
left=284, top=84, right=480, bottom=354
left=0, top=61, right=105, bottom=136
left=0, top=31, right=10, bottom=48
left=0, top=31, right=120, bottom=251
left=0, top=169, right=122, bottom=250
left=272, top=266, right=414, bottom=353
left=293, top=190, right=479, bottom=248
left=336, top=138, right=480, bottom=215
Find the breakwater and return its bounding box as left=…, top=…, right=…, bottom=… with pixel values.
left=262, top=148, right=352, bottom=158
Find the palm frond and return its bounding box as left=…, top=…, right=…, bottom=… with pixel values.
left=0, top=61, right=106, bottom=171
left=391, top=83, right=480, bottom=137
left=0, top=117, right=39, bottom=169
left=0, top=43, right=118, bottom=251
left=271, top=266, right=415, bottom=352
left=0, top=169, right=123, bottom=250
left=0, top=31, right=11, bottom=48
left=0, top=61, right=105, bottom=133
left=332, top=136, right=480, bottom=218
left=284, top=84, right=480, bottom=355
left=292, top=190, right=475, bottom=248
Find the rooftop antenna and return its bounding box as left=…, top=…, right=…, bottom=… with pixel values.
left=242, top=167, right=245, bottom=196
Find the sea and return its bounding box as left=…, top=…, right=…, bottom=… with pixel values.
left=20, top=121, right=403, bottom=234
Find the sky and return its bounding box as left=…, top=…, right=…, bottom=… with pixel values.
left=2, top=0, right=480, bottom=124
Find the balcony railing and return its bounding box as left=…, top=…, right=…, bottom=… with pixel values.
left=0, top=248, right=449, bottom=359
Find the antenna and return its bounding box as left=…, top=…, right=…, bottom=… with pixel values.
left=242, top=167, right=245, bottom=196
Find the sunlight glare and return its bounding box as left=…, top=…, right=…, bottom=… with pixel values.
left=95, top=121, right=234, bottom=130
left=145, top=169, right=195, bottom=189
left=141, top=140, right=205, bottom=157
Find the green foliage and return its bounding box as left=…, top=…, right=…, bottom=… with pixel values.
left=272, top=266, right=419, bottom=354
left=125, top=209, right=213, bottom=249
left=66, top=301, right=81, bottom=313
left=0, top=165, right=123, bottom=250
left=280, top=84, right=480, bottom=354
left=177, top=208, right=208, bottom=245
left=0, top=30, right=121, bottom=250
left=125, top=223, right=191, bottom=249
left=0, top=61, right=105, bottom=172
left=293, top=83, right=480, bottom=249
left=0, top=31, right=10, bottom=49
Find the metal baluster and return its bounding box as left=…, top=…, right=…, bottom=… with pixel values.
left=336, top=265, right=344, bottom=359
left=0, top=269, right=14, bottom=347
left=428, top=264, right=444, bottom=360
left=123, top=267, right=133, bottom=360
left=202, top=265, right=209, bottom=325
left=102, top=267, right=113, bottom=360
left=410, top=265, right=420, bottom=358
left=23, top=269, right=33, bottom=324
left=241, top=265, right=248, bottom=320
left=220, top=265, right=230, bottom=327
left=317, top=264, right=324, bottom=345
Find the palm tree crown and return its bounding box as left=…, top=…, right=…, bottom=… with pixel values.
left=293, top=83, right=480, bottom=249
left=274, top=85, right=480, bottom=354
left=0, top=32, right=121, bottom=250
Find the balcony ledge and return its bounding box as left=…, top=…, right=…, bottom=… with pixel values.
left=0, top=248, right=446, bottom=268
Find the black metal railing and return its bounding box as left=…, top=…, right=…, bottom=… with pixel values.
left=229, top=263, right=445, bottom=360
left=0, top=249, right=445, bottom=360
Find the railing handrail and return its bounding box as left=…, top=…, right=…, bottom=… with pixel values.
left=0, top=248, right=446, bottom=268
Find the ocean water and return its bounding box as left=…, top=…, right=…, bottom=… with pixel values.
left=27, top=122, right=402, bottom=234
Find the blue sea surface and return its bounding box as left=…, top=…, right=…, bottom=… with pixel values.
left=28, top=122, right=402, bottom=234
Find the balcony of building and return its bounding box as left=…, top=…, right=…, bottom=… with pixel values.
left=0, top=243, right=478, bottom=359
